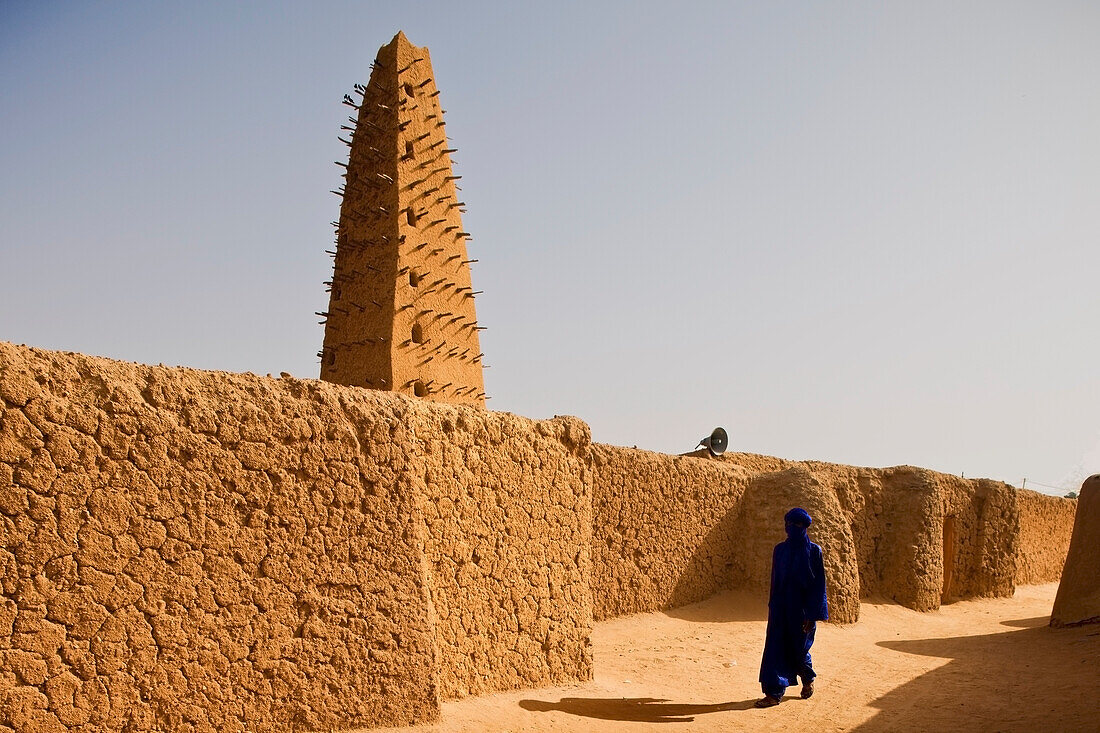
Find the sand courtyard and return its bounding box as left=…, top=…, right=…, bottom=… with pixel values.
left=378, top=583, right=1096, bottom=733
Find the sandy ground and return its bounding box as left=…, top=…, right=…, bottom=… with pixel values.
left=372, top=583, right=1097, bottom=732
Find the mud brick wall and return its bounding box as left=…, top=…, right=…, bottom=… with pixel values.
left=595, top=449, right=1033, bottom=624
left=719, top=457, right=946, bottom=617
left=588, top=446, right=753, bottom=621
left=412, top=409, right=592, bottom=699
left=0, top=342, right=595, bottom=729
left=1, top=339, right=1079, bottom=730
left=940, top=477, right=1018, bottom=601
left=0, top=343, right=439, bottom=732
left=1016, top=489, right=1077, bottom=585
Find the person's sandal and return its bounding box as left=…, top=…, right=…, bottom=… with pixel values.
left=754, top=695, right=781, bottom=708
left=801, top=680, right=814, bottom=699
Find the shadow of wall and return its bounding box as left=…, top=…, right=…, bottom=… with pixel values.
left=853, top=621, right=1100, bottom=732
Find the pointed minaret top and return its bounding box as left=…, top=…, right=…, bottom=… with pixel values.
left=319, top=34, right=485, bottom=406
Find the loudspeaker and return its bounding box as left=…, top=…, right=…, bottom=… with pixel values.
left=697, top=427, right=728, bottom=456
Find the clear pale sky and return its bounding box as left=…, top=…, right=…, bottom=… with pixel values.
left=2, top=2, right=1097, bottom=494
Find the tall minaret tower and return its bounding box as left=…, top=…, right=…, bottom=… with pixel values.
left=319, top=32, right=485, bottom=406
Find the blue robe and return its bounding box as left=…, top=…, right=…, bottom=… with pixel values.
left=758, top=531, right=828, bottom=697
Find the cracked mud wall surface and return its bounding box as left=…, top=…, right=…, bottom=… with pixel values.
left=728, top=460, right=1019, bottom=613
left=413, top=409, right=592, bottom=699
left=589, top=447, right=860, bottom=624
left=1016, top=489, right=1077, bottom=585
left=588, top=446, right=753, bottom=621
left=939, top=476, right=1018, bottom=601
left=0, top=342, right=594, bottom=730
left=732, top=461, right=1018, bottom=614
left=731, top=465, right=862, bottom=623
left=593, top=449, right=1036, bottom=625
left=0, top=342, right=440, bottom=732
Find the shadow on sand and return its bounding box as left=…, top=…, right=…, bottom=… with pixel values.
left=999, top=615, right=1048, bottom=628
left=852, top=619, right=1100, bottom=732
left=661, top=589, right=769, bottom=624
left=518, top=697, right=758, bottom=723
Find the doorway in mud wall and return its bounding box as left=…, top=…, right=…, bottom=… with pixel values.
left=941, top=516, right=957, bottom=604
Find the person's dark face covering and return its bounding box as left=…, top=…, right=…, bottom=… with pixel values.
left=785, top=519, right=809, bottom=542
left=783, top=507, right=812, bottom=544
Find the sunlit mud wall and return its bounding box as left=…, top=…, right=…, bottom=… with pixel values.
left=588, top=446, right=752, bottom=621
left=591, top=448, right=1037, bottom=623
left=411, top=406, right=591, bottom=699
left=1, top=342, right=1076, bottom=730
left=0, top=343, right=590, bottom=732
left=1016, top=489, right=1077, bottom=585
left=587, top=449, right=863, bottom=624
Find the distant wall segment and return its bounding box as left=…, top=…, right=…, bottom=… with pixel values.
left=1016, top=488, right=1077, bottom=585
left=591, top=450, right=1051, bottom=625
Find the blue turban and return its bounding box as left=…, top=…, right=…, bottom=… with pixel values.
left=784, top=507, right=812, bottom=528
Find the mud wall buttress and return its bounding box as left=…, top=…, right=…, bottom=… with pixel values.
left=874, top=468, right=945, bottom=612
left=731, top=466, right=862, bottom=623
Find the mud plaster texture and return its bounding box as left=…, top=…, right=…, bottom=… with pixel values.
left=592, top=448, right=1040, bottom=624
left=1050, top=475, right=1100, bottom=627
left=588, top=446, right=752, bottom=621
left=0, top=342, right=1075, bottom=730
left=1015, top=488, right=1077, bottom=585
left=320, top=33, right=485, bottom=406
left=0, top=343, right=590, bottom=732
left=412, top=405, right=592, bottom=699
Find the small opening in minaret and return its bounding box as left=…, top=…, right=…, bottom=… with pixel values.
left=333, top=288, right=342, bottom=300
left=325, top=352, right=335, bottom=366
left=403, top=83, right=415, bottom=98
left=405, top=141, right=414, bottom=159
left=409, top=270, right=421, bottom=287
left=407, top=208, right=418, bottom=226
left=414, top=380, right=428, bottom=397
left=411, top=323, right=425, bottom=343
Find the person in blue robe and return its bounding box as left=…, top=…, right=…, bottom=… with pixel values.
left=755, top=507, right=829, bottom=707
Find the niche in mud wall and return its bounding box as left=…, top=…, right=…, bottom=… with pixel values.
left=942, top=515, right=957, bottom=603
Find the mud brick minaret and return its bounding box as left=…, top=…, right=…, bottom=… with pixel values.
left=319, top=32, right=485, bottom=406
